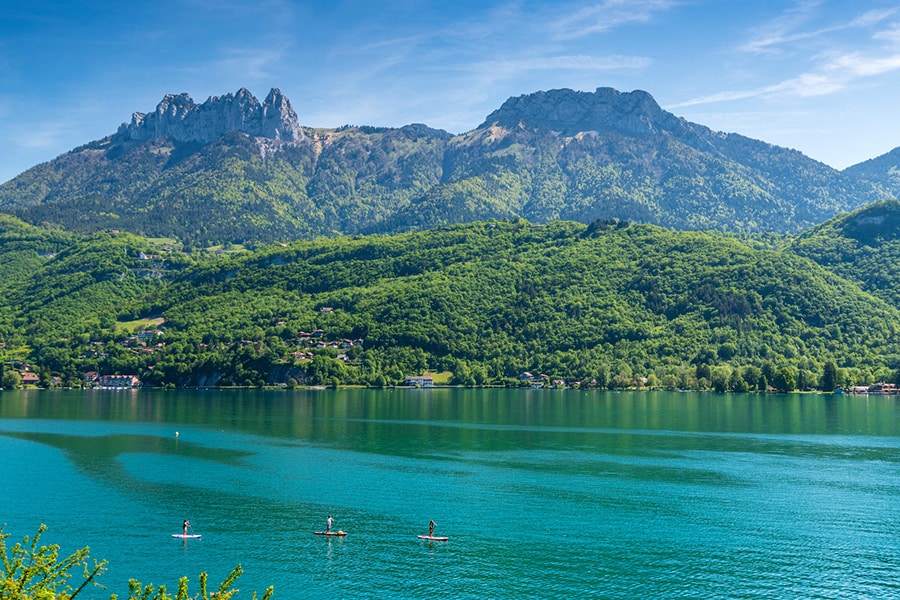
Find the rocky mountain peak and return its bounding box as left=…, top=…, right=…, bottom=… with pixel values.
left=118, top=87, right=304, bottom=143
left=479, top=87, right=693, bottom=137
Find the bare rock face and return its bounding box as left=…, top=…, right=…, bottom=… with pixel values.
left=119, top=87, right=304, bottom=143
left=479, top=87, right=695, bottom=138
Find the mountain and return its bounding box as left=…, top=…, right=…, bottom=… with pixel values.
left=844, top=147, right=900, bottom=199
left=383, top=88, right=885, bottom=234
left=2, top=218, right=898, bottom=388
left=0, top=87, right=889, bottom=246
left=790, top=199, right=900, bottom=310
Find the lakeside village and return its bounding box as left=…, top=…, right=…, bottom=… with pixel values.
left=2, top=321, right=900, bottom=394
left=3, top=324, right=362, bottom=390
left=10, top=363, right=900, bottom=394
left=4, top=334, right=900, bottom=394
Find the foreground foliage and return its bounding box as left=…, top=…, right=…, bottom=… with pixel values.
left=0, top=525, right=273, bottom=600
left=115, top=564, right=272, bottom=600
left=0, top=524, right=104, bottom=599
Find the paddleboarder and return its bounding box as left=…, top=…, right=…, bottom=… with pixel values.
left=429, top=520, right=436, bottom=537
left=326, top=515, right=333, bottom=534
left=183, top=519, right=191, bottom=536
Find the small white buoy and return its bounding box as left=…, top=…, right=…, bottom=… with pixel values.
left=175, top=431, right=179, bottom=437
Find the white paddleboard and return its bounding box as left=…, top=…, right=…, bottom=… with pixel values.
left=171, top=534, right=202, bottom=539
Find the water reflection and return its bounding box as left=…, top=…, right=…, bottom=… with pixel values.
left=1, top=389, right=897, bottom=427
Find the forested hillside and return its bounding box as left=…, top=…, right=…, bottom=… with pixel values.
left=790, top=199, right=900, bottom=310
left=843, top=147, right=900, bottom=199
left=1, top=217, right=897, bottom=391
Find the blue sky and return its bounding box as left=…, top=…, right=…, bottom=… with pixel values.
left=2, top=0, right=900, bottom=183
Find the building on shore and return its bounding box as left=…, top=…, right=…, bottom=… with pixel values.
left=97, top=374, right=141, bottom=388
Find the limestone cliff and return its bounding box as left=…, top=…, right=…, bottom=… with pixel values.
left=118, top=87, right=304, bottom=143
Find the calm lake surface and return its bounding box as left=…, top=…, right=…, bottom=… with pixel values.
left=1, top=388, right=899, bottom=599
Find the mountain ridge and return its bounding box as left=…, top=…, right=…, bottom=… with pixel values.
left=843, top=147, right=900, bottom=199
left=0, top=86, right=892, bottom=246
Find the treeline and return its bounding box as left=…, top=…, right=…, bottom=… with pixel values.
left=1, top=214, right=899, bottom=391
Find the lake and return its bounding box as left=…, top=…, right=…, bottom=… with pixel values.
left=1, top=388, right=899, bottom=598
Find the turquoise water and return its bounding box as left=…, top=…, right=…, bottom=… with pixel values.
left=1, top=388, right=899, bottom=598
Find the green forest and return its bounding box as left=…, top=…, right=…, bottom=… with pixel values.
left=2, top=200, right=899, bottom=392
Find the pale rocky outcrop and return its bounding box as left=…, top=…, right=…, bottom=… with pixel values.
left=118, top=88, right=304, bottom=143
left=478, top=87, right=699, bottom=138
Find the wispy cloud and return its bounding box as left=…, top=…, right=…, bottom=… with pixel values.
left=849, top=8, right=899, bottom=28
left=740, top=0, right=826, bottom=54
left=467, top=54, right=652, bottom=78
left=673, top=48, right=900, bottom=108
left=873, top=22, right=900, bottom=43
left=550, top=0, right=677, bottom=40
left=741, top=3, right=898, bottom=54
left=676, top=3, right=900, bottom=108
left=212, top=47, right=287, bottom=80
left=16, top=123, right=73, bottom=150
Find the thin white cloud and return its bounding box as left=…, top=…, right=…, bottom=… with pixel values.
left=551, top=0, right=677, bottom=40
left=673, top=48, right=900, bottom=108
left=677, top=3, right=900, bottom=108
left=740, top=0, right=824, bottom=54
left=874, top=23, right=900, bottom=43
left=468, top=54, right=652, bottom=78
left=212, top=46, right=288, bottom=81
left=849, top=8, right=899, bottom=28
left=0, top=113, right=86, bottom=153
left=18, top=124, right=72, bottom=150
left=742, top=3, right=898, bottom=54
left=824, top=51, right=900, bottom=77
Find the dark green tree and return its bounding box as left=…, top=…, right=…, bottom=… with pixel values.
left=728, top=369, right=748, bottom=392
left=773, top=366, right=797, bottom=392
left=1, top=368, right=22, bottom=390
left=822, top=360, right=838, bottom=391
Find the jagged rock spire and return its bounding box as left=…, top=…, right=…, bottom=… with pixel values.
left=119, top=88, right=304, bottom=143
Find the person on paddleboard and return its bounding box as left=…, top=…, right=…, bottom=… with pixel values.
left=183, top=520, right=190, bottom=536
left=326, top=515, right=333, bottom=534
left=429, top=520, right=436, bottom=537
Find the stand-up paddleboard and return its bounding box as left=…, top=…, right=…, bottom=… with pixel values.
left=314, top=530, right=347, bottom=536
left=417, top=535, right=449, bottom=541
left=171, top=533, right=202, bottom=539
